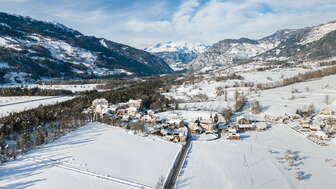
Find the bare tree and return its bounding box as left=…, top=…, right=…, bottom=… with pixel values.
left=325, top=95, right=330, bottom=105
left=251, top=101, right=262, bottom=114
left=221, top=108, right=232, bottom=123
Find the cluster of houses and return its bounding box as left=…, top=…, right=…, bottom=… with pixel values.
left=86, top=98, right=273, bottom=142
left=222, top=116, right=269, bottom=140
left=86, top=98, right=188, bottom=143
left=296, top=108, right=336, bottom=143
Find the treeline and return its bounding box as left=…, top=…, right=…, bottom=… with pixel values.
left=256, top=65, right=336, bottom=90
left=0, top=76, right=178, bottom=162
left=0, top=87, right=74, bottom=96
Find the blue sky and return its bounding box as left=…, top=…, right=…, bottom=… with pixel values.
left=1, top=0, right=336, bottom=48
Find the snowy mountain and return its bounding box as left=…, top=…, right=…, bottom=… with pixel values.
left=145, top=41, right=208, bottom=71
left=0, top=12, right=173, bottom=83
left=190, top=20, right=336, bottom=71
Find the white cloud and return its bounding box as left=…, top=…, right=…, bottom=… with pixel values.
left=0, top=0, right=336, bottom=48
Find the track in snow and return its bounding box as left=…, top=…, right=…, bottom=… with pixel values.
left=30, top=156, right=152, bottom=189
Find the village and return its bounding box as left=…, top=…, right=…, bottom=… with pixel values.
left=86, top=97, right=275, bottom=143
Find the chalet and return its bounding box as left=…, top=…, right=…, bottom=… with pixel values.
left=201, top=122, right=215, bottom=132
left=309, top=125, right=321, bottom=131
left=320, top=108, right=334, bottom=116
left=238, top=124, right=256, bottom=132
left=256, top=122, right=268, bottom=131
left=127, top=107, right=138, bottom=117
left=227, top=133, right=240, bottom=140
left=121, top=115, right=130, bottom=122
left=117, top=109, right=127, bottom=116
left=217, top=122, right=228, bottom=130
left=92, top=98, right=108, bottom=108
left=141, top=115, right=153, bottom=122
left=228, top=128, right=238, bottom=134
left=147, top=110, right=155, bottom=116
left=167, top=119, right=183, bottom=128
left=299, top=120, right=311, bottom=129
left=237, top=116, right=250, bottom=125
left=135, top=112, right=143, bottom=119
left=127, top=99, right=142, bottom=108
left=189, top=122, right=205, bottom=134
left=314, top=131, right=328, bottom=140
left=109, top=105, right=118, bottom=112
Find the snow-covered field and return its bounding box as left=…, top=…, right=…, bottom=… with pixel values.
left=0, top=96, right=74, bottom=117
left=240, top=68, right=308, bottom=84
left=176, top=125, right=336, bottom=189
left=250, top=74, right=336, bottom=117
left=0, top=123, right=181, bottom=189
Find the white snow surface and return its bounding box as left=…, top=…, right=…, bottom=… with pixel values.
left=300, top=21, right=336, bottom=45
left=0, top=96, right=74, bottom=118
left=0, top=123, right=181, bottom=189
left=176, top=125, right=336, bottom=189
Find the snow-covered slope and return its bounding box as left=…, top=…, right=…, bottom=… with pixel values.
left=0, top=12, right=173, bottom=83
left=0, top=123, right=180, bottom=189
left=190, top=20, right=336, bottom=71
left=145, top=41, right=208, bottom=71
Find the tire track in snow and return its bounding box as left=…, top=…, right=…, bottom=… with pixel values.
left=29, top=156, right=152, bottom=189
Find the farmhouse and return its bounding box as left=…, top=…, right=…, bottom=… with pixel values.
left=201, top=122, right=215, bottom=132
left=189, top=122, right=205, bottom=134
left=299, top=120, right=311, bottom=129
left=320, top=108, right=334, bottom=116
left=127, top=107, right=138, bottom=117
left=92, top=98, right=108, bottom=108
left=256, top=122, right=268, bottom=131
left=238, top=124, right=256, bottom=132
left=237, top=116, right=250, bottom=125
left=127, top=99, right=142, bottom=108
left=227, top=133, right=240, bottom=140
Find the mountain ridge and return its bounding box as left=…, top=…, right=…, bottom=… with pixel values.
left=0, top=12, right=173, bottom=83
left=189, top=20, right=336, bottom=71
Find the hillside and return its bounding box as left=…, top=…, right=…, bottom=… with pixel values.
left=190, top=20, right=336, bottom=71
left=0, top=12, right=173, bottom=83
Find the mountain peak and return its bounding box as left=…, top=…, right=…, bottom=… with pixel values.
left=145, top=41, right=209, bottom=71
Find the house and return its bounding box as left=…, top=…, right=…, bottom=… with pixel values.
left=237, top=116, right=250, bottom=125
left=135, top=112, right=143, bottom=119
left=117, top=109, right=127, bottom=116
left=256, top=122, right=268, bottom=131
left=189, top=122, right=205, bottom=134
left=299, top=120, right=311, bottom=129
left=121, top=115, right=130, bottom=122
left=92, top=98, right=108, bottom=108
left=201, top=122, right=215, bottom=132
left=127, top=107, right=138, bottom=117
left=127, top=99, right=142, bottom=108
left=227, top=133, right=240, bottom=140
left=309, top=125, right=321, bottom=131
left=238, top=124, right=256, bottom=132
left=147, top=110, right=155, bottom=116
left=141, top=115, right=153, bottom=122
left=228, top=128, right=238, bottom=134
left=217, top=122, right=228, bottom=130
left=320, top=108, right=334, bottom=116
left=314, top=131, right=328, bottom=140
left=167, top=119, right=183, bottom=128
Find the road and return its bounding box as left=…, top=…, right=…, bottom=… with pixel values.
left=164, top=125, right=192, bottom=189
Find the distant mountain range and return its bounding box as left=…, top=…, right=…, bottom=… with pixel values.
left=0, top=12, right=173, bottom=83
left=190, top=20, right=336, bottom=71
left=145, top=41, right=208, bottom=71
